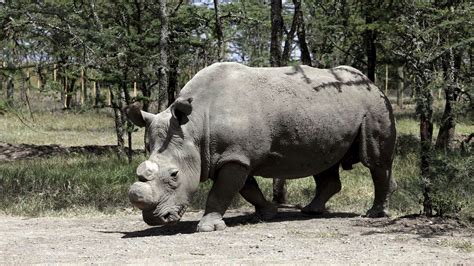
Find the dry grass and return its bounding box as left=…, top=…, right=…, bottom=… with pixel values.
left=0, top=96, right=472, bottom=218
left=0, top=108, right=145, bottom=148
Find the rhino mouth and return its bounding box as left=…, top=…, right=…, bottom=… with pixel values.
left=142, top=204, right=187, bottom=226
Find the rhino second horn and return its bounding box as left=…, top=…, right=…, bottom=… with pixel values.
left=136, top=160, right=158, bottom=181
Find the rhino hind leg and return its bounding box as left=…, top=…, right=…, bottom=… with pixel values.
left=197, top=163, right=249, bottom=232
left=359, top=114, right=397, bottom=217
left=239, top=176, right=277, bottom=220
left=366, top=167, right=397, bottom=217
left=301, top=164, right=341, bottom=215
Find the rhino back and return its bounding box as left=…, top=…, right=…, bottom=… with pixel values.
left=180, top=63, right=393, bottom=179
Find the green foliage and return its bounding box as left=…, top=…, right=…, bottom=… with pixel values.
left=427, top=153, right=473, bottom=217
left=0, top=102, right=6, bottom=115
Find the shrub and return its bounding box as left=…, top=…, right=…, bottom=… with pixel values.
left=427, top=152, right=473, bottom=217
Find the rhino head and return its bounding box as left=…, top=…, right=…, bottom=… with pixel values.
left=126, top=98, right=201, bottom=225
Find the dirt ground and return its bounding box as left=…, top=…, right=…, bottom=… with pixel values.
left=0, top=208, right=472, bottom=264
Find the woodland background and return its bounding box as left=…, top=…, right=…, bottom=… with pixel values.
left=0, top=0, right=473, bottom=219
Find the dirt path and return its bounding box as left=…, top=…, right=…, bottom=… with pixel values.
left=0, top=209, right=472, bottom=264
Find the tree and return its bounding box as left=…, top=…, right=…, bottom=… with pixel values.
left=270, top=0, right=283, bottom=67
left=158, top=0, right=170, bottom=111
left=389, top=0, right=473, bottom=215
left=213, top=0, right=224, bottom=61
left=294, top=0, right=311, bottom=66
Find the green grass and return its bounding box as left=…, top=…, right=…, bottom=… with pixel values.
left=0, top=109, right=146, bottom=148
left=0, top=153, right=144, bottom=216
left=1, top=150, right=473, bottom=220
left=396, top=117, right=474, bottom=137
left=3, top=148, right=469, bottom=218
left=0, top=103, right=472, bottom=218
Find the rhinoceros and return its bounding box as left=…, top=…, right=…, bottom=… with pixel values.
left=127, top=62, right=397, bottom=232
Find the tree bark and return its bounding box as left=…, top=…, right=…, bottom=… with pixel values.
left=420, top=113, right=433, bottom=216
left=158, top=0, right=169, bottom=111
left=272, top=177, right=288, bottom=205
left=271, top=0, right=286, bottom=203
left=110, top=85, right=126, bottom=160
left=6, top=76, right=14, bottom=106
left=139, top=82, right=151, bottom=111
left=213, top=0, right=224, bottom=61
left=294, top=0, right=311, bottom=66
left=282, top=1, right=298, bottom=64
left=397, top=66, right=404, bottom=108
left=66, top=77, right=76, bottom=109
left=364, top=1, right=377, bottom=82
left=270, top=0, right=283, bottom=67
left=435, top=50, right=462, bottom=152
left=168, top=58, right=179, bottom=104
left=120, top=80, right=133, bottom=164
left=417, top=82, right=434, bottom=216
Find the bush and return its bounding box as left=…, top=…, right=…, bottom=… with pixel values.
left=427, top=152, right=473, bottom=217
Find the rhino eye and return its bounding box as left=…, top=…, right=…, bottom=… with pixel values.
left=170, top=170, right=179, bottom=177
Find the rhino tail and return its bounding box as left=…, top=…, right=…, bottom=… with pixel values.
left=358, top=114, right=373, bottom=169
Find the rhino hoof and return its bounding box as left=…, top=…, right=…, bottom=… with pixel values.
left=365, top=208, right=390, bottom=218
left=256, top=204, right=278, bottom=221
left=196, top=213, right=226, bottom=232
left=301, top=204, right=327, bottom=215
left=196, top=220, right=226, bottom=232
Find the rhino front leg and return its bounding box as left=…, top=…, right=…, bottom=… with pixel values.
left=240, top=176, right=277, bottom=220
left=302, top=164, right=341, bottom=214
left=197, top=163, right=248, bottom=232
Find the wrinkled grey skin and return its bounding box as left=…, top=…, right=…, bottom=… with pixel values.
left=127, top=62, right=397, bottom=232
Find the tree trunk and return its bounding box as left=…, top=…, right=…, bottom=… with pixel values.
left=420, top=114, right=433, bottom=216
left=435, top=50, right=462, bottom=152
left=397, top=66, right=404, bottom=108
left=140, top=82, right=151, bottom=112
left=417, top=83, right=434, bottom=216
left=158, top=0, right=169, bottom=112
left=384, top=64, right=389, bottom=96
left=80, top=68, right=87, bottom=105
left=36, top=67, right=46, bottom=92
left=364, top=1, right=377, bottom=82
left=65, top=77, right=75, bottom=109
left=270, top=0, right=283, bottom=67
left=6, top=76, right=14, bottom=106
left=121, top=80, right=133, bottom=164
left=272, top=178, right=288, bottom=204
left=110, top=85, right=126, bottom=160
left=213, top=0, right=224, bottom=61
left=93, top=81, right=99, bottom=107
left=168, top=58, right=179, bottom=104
left=295, top=0, right=311, bottom=66
left=282, top=1, right=298, bottom=64
left=271, top=0, right=286, bottom=203
left=435, top=86, right=458, bottom=152
left=0, top=74, right=3, bottom=100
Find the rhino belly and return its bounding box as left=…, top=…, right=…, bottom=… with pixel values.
left=252, top=139, right=353, bottom=179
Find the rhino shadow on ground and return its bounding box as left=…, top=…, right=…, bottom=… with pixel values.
left=354, top=214, right=469, bottom=239
left=113, top=210, right=360, bottom=238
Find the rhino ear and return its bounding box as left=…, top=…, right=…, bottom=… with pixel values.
left=171, top=97, right=193, bottom=125
left=125, top=103, right=155, bottom=127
